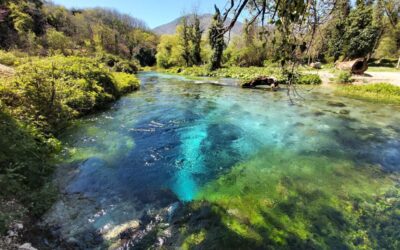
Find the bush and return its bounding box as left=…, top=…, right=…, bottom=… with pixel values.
left=335, top=71, right=353, bottom=84
left=0, top=50, right=19, bottom=66
left=298, top=74, right=322, bottom=85
left=112, top=72, right=140, bottom=94
left=5, top=56, right=123, bottom=133
left=96, top=53, right=139, bottom=73
left=0, top=105, right=56, bottom=230
left=0, top=56, right=141, bottom=233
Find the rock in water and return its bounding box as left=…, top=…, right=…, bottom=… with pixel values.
left=18, top=243, right=37, bottom=250
left=327, top=101, right=346, bottom=107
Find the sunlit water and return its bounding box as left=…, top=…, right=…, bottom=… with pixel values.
left=44, top=72, right=400, bottom=247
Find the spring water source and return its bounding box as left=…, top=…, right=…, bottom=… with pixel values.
left=43, top=72, right=400, bottom=248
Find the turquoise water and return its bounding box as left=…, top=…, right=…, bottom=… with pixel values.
left=44, top=72, right=400, bottom=247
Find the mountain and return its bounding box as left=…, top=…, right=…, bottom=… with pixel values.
left=153, top=14, right=244, bottom=36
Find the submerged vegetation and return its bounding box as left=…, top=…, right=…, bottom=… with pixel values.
left=173, top=149, right=400, bottom=249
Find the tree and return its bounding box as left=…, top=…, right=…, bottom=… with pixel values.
left=343, top=1, right=380, bottom=59
left=208, top=6, right=225, bottom=71
left=326, top=0, right=351, bottom=61
left=46, top=28, right=72, bottom=55
left=180, top=16, right=192, bottom=67
left=156, top=34, right=184, bottom=68
left=191, top=14, right=203, bottom=65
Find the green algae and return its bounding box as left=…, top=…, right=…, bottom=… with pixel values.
left=176, top=148, right=400, bottom=249
left=60, top=126, right=135, bottom=164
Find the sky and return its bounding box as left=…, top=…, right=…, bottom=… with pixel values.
left=50, top=0, right=230, bottom=28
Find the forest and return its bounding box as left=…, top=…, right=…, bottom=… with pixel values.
left=0, top=0, right=400, bottom=249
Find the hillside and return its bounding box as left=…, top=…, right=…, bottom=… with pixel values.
left=153, top=14, right=243, bottom=36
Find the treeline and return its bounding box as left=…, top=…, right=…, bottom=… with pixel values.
left=0, top=0, right=158, bottom=66
left=157, top=0, right=400, bottom=70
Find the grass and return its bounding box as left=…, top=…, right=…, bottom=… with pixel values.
left=159, top=66, right=280, bottom=81
left=366, top=66, right=400, bottom=72
left=336, top=83, right=400, bottom=104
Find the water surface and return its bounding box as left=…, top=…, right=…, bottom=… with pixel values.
left=44, top=72, right=400, bottom=248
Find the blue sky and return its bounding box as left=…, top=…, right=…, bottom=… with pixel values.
left=50, top=0, right=229, bottom=28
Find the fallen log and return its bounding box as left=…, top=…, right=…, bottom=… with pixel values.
left=242, top=76, right=278, bottom=89
left=335, top=58, right=368, bottom=75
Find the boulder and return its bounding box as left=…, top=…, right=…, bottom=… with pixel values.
left=310, top=62, right=321, bottom=69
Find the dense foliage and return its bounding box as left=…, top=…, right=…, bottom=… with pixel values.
left=0, top=55, right=140, bottom=232
left=0, top=0, right=158, bottom=66
left=157, top=0, right=399, bottom=77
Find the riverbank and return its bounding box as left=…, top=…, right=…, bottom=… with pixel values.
left=0, top=55, right=140, bottom=248
left=157, top=65, right=400, bottom=105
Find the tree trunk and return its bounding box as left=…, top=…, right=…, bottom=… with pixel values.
left=397, top=56, right=400, bottom=69
left=336, top=58, right=368, bottom=74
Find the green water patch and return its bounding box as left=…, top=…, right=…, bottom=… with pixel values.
left=176, top=148, right=400, bottom=249
left=59, top=124, right=135, bottom=165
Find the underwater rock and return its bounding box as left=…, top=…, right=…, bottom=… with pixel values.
left=313, top=111, right=325, bottom=116
left=327, top=101, right=346, bottom=107
left=339, top=110, right=350, bottom=115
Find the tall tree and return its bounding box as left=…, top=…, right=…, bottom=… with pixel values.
left=208, top=6, right=225, bottom=71
left=326, top=0, right=351, bottom=61
left=191, top=14, right=202, bottom=66
left=343, top=0, right=380, bottom=59
left=180, top=16, right=192, bottom=66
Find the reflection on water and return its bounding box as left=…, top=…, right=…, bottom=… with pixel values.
left=44, top=72, right=400, bottom=248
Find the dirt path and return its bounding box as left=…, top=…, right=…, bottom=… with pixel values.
left=0, top=63, right=14, bottom=77
left=312, top=70, right=400, bottom=86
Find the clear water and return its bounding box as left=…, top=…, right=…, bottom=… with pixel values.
left=45, top=72, right=400, bottom=247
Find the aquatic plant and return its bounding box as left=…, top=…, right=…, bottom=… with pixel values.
left=172, top=148, right=400, bottom=249
left=337, top=83, right=400, bottom=104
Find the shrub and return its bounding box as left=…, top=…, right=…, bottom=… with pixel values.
left=112, top=72, right=140, bottom=94
left=96, top=53, right=139, bottom=73
left=335, top=71, right=353, bottom=84
left=298, top=74, right=322, bottom=85
left=7, top=56, right=120, bottom=133
left=0, top=50, right=18, bottom=66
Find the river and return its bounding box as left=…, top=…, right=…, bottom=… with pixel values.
left=40, top=72, right=400, bottom=249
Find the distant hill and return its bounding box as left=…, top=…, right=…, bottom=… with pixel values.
left=153, top=14, right=243, bottom=36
